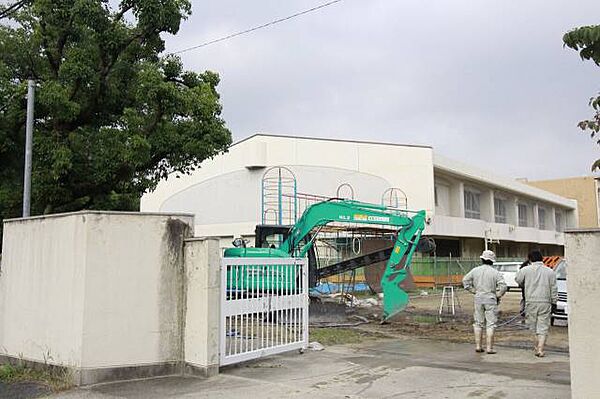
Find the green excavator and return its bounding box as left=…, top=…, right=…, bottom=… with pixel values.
left=224, top=198, right=430, bottom=321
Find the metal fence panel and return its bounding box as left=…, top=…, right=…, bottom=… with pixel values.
left=409, top=257, right=523, bottom=288
left=410, top=257, right=523, bottom=276
left=220, top=257, right=308, bottom=366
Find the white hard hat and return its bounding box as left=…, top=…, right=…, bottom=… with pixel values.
left=480, top=250, right=496, bottom=262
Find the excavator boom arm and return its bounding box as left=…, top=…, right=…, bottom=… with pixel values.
left=279, top=199, right=426, bottom=321
left=280, top=200, right=422, bottom=254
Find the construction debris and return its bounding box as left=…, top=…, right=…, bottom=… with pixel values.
left=308, top=341, right=325, bottom=351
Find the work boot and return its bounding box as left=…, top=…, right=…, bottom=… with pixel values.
left=535, top=335, right=547, bottom=357
left=486, top=328, right=496, bottom=354
left=474, top=326, right=484, bottom=353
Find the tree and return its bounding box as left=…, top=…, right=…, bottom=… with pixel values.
left=563, top=25, right=600, bottom=170
left=0, top=0, right=231, bottom=230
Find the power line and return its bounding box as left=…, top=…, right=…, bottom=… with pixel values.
left=0, top=0, right=29, bottom=20
left=171, top=0, right=343, bottom=55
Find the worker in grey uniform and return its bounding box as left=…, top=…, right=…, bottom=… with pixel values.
left=515, top=250, right=558, bottom=358
left=462, top=250, right=507, bottom=354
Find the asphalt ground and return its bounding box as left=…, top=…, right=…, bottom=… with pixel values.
left=46, top=336, right=570, bottom=399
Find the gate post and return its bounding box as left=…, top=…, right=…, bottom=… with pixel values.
left=565, top=229, right=600, bottom=398
left=183, top=237, right=221, bottom=377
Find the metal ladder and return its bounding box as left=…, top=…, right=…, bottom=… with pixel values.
left=438, top=286, right=462, bottom=319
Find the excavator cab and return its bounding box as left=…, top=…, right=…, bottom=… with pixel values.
left=254, top=224, right=319, bottom=287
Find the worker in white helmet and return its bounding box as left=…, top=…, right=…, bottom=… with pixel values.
left=515, top=250, right=557, bottom=358
left=462, top=250, right=508, bottom=354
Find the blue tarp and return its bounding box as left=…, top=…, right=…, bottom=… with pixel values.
left=312, top=282, right=370, bottom=294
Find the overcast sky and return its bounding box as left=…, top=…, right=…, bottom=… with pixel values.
left=163, top=0, right=600, bottom=180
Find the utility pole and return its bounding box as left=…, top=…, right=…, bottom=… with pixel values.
left=22, top=79, right=34, bottom=217
left=484, top=228, right=490, bottom=251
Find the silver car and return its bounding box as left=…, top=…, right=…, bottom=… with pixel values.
left=551, top=260, right=568, bottom=325
left=494, top=262, right=521, bottom=291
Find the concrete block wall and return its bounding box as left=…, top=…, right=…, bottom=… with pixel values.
left=0, top=211, right=201, bottom=385
left=0, top=214, right=88, bottom=369
left=565, top=228, right=600, bottom=399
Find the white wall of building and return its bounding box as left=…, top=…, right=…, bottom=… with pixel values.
left=565, top=229, right=600, bottom=399
left=427, top=216, right=566, bottom=246
left=142, top=134, right=435, bottom=238
left=141, top=134, right=577, bottom=253
left=431, top=155, right=577, bottom=249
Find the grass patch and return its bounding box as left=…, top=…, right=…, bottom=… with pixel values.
left=0, top=363, right=72, bottom=392
left=309, top=327, right=373, bottom=346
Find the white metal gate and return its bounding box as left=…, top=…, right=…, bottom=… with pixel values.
left=220, top=257, right=308, bottom=366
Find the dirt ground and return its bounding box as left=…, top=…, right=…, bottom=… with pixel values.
left=321, top=289, right=569, bottom=352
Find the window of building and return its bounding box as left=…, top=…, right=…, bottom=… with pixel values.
left=432, top=238, right=461, bottom=257
left=434, top=182, right=451, bottom=216
left=494, top=197, right=507, bottom=224
left=518, top=203, right=528, bottom=227
left=464, top=189, right=481, bottom=219
left=538, top=207, right=546, bottom=230
left=555, top=211, right=563, bottom=232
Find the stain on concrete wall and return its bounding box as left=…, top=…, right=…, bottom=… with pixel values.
left=158, top=218, right=192, bottom=362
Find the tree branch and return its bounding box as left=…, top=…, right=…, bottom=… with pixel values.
left=54, top=14, right=75, bottom=72
left=113, top=5, right=133, bottom=23
left=70, top=26, right=160, bottom=129
left=166, top=76, right=192, bottom=88
left=145, top=104, right=164, bottom=135
left=39, top=20, right=60, bottom=77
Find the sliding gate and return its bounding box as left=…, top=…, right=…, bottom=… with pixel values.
left=220, top=257, right=308, bottom=366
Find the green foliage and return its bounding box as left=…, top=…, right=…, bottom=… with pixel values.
left=563, top=25, right=600, bottom=65
left=309, top=328, right=367, bottom=346
left=563, top=25, right=600, bottom=170
left=0, top=363, right=72, bottom=391
left=0, top=1, right=231, bottom=229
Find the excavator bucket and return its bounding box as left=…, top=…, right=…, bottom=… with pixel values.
left=379, top=231, right=430, bottom=321
left=380, top=256, right=410, bottom=321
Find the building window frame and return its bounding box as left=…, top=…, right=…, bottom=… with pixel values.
left=494, top=196, right=507, bottom=224
left=555, top=210, right=563, bottom=232
left=518, top=203, right=528, bottom=227
left=464, top=188, right=481, bottom=220
left=538, top=207, right=546, bottom=230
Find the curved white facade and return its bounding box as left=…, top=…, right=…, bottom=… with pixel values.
left=142, top=134, right=435, bottom=237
